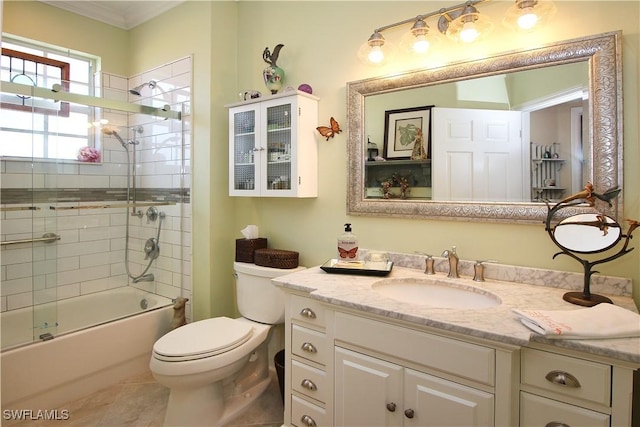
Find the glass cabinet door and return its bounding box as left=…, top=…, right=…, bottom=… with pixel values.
left=264, top=103, right=292, bottom=193
left=231, top=108, right=257, bottom=193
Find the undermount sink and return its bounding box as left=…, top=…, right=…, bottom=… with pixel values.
left=371, top=277, right=501, bottom=309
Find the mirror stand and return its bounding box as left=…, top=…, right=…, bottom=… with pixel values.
left=545, top=184, right=637, bottom=307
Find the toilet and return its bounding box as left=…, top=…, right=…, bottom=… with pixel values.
left=150, top=261, right=304, bottom=426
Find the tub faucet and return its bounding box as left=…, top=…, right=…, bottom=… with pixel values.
left=441, top=246, right=459, bottom=278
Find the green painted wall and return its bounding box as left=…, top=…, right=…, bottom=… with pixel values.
left=3, top=1, right=639, bottom=316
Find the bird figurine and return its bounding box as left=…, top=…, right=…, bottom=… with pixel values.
left=263, top=44, right=284, bottom=67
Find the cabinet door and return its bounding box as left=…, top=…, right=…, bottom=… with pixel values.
left=404, top=368, right=494, bottom=427
left=229, top=106, right=260, bottom=196
left=335, top=347, right=403, bottom=427
left=262, top=99, right=295, bottom=196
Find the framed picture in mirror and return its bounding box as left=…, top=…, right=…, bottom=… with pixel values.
left=383, top=105, right=433, bottom=160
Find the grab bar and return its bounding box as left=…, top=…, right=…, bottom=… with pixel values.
left=1, top=232, right=61, bottom=246
left=49, top=202, right=175, bottom=211
left=0, top=206, right=40, bottom=212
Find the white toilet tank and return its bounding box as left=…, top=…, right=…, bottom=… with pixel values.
left=233, top=261, right=305, bottom=324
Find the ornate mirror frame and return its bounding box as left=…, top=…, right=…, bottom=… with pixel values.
left=347, top=31, right=623, bottom=223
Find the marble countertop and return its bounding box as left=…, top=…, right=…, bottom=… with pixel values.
left=273, top=261, right=640, bottom=364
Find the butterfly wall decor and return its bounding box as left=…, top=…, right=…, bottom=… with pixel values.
left=316, top=117, right=342, bottom=141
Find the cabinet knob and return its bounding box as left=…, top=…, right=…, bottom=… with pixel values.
left=301, top=379, right=317, bottom=391
left=300, top=308, right=316, bottom=319
left=404, top=408, right=415, bottom=419
left=301, top=342, right=317, bottom=353
left=545, top=422, right=570, bottom=427
left=300, top=415, right=317, bottom=427
left=386, top=402, right=396, bottom=412
left=545, top=370, right=581, bottom=388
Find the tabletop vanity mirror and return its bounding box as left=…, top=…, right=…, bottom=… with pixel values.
left=347, top=31, right=623, bottom=223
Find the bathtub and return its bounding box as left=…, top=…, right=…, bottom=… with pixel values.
left=1, top=287, right=174, bottom=411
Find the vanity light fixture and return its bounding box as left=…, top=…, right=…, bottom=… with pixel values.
left=359, top=0, right=491, bottom=65
left=503, top=0, right=557, bottom=31
left=360, top=0, right=556, bottom=65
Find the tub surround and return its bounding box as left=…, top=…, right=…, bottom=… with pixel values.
left=274, top=250, right=639, bottom=363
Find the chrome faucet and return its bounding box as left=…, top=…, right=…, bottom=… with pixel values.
left=441, top=246, right=459, bottom=278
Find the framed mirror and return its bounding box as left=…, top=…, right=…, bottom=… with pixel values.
left=347, top=31, right=623, bottom=223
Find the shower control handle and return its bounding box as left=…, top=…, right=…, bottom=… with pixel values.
left=146, top=207, right=159, bottom=223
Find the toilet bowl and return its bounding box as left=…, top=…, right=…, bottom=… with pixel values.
left=150, top=262, right=304, bottom=427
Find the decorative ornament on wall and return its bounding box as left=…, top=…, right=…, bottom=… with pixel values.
left=316, top=117, right=342, bottom=141
left=262, top=44, right=285, bottom=94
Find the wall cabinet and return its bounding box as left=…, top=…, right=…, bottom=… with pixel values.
left=227, top=92, right=318, bottom=197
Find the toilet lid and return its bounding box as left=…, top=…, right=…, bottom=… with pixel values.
left=153, top=317, right=253, bottom=362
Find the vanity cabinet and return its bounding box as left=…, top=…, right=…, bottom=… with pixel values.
left=519, top=346, right=636, bottom=427
left=282, top=290, right=637, bottom=427
left=335, top=347, right=493, bottom=426
left=227, top=91, right=318, bottom=197
left=287, top=294, right=332, bottom=427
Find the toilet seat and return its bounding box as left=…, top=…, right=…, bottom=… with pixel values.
left=153, top=317, right=253, bottom=362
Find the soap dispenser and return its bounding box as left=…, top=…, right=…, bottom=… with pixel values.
left=337, top=223, right=358, bottom=260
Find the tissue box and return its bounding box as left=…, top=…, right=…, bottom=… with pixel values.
left=235, top=238, right=268, bottom=263
left=254, top=248, right=299, bottom=269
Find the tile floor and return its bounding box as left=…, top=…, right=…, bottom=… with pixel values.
left=4, top=370, right=284, bottom=427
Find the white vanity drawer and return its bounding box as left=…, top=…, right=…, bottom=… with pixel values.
left=520, top=392, right=610, bottom=426
left=291, top=395, right=329, bottom=427
left=334, top=312, right=495, bottom=386
left=521, top=348, right=611, bottom=406
left=291, top=359, right=328, bottom=403
left=292, top=324, right=328, bottom=366
left=291, top=295, right=326, bottom=328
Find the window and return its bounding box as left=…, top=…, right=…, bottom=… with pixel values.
left=0, top=37, right=99, bottom=161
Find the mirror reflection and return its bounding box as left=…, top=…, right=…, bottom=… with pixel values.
left=364, top=62, right=588, bottom=203
left=347, top=32, right=623, bottom=223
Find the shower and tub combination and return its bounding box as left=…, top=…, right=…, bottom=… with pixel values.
left=1, top=59, right=192, bottom=411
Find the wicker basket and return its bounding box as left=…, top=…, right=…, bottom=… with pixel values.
left=254, top=248, right=299, bottom=269
left=235, top=238, right=268, bottom=263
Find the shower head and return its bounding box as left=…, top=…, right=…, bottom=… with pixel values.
left=101, top=127, right=128, bottom=149
left=129, top=80, right=157, bottom=96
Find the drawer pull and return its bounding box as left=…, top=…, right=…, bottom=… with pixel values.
left=404, top=408, right=415, bottom=419
left=300, top=415, right=317, bottom=427
left=301, top=379, right=317, bottom=391
left=386, top=402, right=396, bottom=412
left=300, top=307, right=316, bottom=319
left=301, top=342, right=317, bottom=353
left=545, top=370, right=581, bottom=388
left=545, top=423, right=570, bottom=427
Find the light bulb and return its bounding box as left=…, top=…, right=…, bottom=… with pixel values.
left=368, top=46, right=384, bottom=64
left=412, top=35, right=430, bottom=54
left=459, top=21, right=479, bottom=43
left=517, top=8, right=539, bottom=29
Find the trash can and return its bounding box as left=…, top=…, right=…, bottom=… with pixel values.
left=274, top=349, right=285, bottom=403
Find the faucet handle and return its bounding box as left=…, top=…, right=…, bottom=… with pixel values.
left=414, top=251, right=435, bottom=274
left=473, top=260, right=497, bottom=282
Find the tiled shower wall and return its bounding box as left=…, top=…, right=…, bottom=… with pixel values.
left=0, top=57, right=192, bottom=319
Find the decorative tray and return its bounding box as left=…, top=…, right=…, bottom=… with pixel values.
left=320, top=259, right=394, bottom=276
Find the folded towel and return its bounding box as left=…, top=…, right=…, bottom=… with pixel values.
left=512, top=304, right=640, bottom=339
